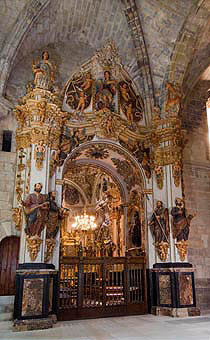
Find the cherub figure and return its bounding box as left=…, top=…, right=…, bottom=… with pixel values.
left=106, top=115, right=114, bottom=135
left=120, top=82, right=130, bottom=102
left=76, top=91, right=87, bottom=112
left=100, top=112, right=116, bottom=137
left=81, top=72, right=93, bottom=91
left=125, top=102, right=133, bottom=124
left=38, top=99, right=47, bottom=123
left=35, top=140, right=46, bottom=170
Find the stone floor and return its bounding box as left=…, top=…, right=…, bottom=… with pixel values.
left=1, top=314, right=210, bottom=340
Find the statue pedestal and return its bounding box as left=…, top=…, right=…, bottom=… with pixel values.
left=13, top=263, right=58, bottom=332
left=149, top=263, right=200, bottom=317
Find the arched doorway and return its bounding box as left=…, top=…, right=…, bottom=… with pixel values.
left=58, top=141, right=148, bottom=320
left=0, top=236, right=20, bottom=296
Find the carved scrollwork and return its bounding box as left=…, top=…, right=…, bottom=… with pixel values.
left=16, top=133, right=31, bottom=150
left=172, top=161, right=182, bottom=187
left=45, top=238, right=56, bottom=263
left=31, top=128, right=49, bottom=145
left=12, top=207, right=22, bottom=231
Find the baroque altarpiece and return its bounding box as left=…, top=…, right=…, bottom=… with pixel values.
left=12, top=42, right=198, bottom=330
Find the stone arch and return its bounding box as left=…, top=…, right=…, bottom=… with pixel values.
left=122, top=0, right=155, bottom=119
left=61, top=139, right=148, bottom=256
left=161, top=1, right=210, bottom=105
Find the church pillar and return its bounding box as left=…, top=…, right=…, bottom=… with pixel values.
left=12, top=84, right=64, bottom=330
left=148, top=114, right=200, bottom=317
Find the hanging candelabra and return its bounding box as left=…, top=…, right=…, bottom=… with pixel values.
left=72, top=209, right=97, bottom=231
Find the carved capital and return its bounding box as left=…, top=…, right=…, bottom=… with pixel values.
left=16, top=132, right=31, bottom=150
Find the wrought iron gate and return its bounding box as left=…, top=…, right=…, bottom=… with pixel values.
left=58, top=256, right=147, bottom=320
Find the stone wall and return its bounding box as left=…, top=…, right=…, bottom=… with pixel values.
left=182, top=79, right=210, bottom=312
left=0, top=150, right=19, bottom=242
left=0, top=0, right=30, bottom=51
left=183, top=162, right=210, bottom=311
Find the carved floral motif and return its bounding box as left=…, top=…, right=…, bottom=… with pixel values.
left=85, top=145, right=109, bottom=160
left=154, top=165, right=164, bottom=190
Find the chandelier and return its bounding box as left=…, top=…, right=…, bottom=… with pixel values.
left=72, top=209, right=97, bottom=231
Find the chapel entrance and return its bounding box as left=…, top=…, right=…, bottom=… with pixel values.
left=58, top=150, right=147, bottom=320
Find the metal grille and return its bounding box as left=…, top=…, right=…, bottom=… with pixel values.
left=59, top=263, right=78, bottom=309
left=59, top=257, right=146, bottom=320
left=129, top=264, right=143, bottom=303
left=83, top=264, right=103, bottom=308
left=106, top=263, right=125, bottom=306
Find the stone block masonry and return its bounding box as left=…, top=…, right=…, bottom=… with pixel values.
left=183, top=162, right=210, bottom=311
left=0, top=151, right=18, bottom=242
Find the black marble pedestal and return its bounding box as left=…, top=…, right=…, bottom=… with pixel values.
left=13, top=263, right=59, bottom=331
left=148, top=263, right=200, bottom=317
